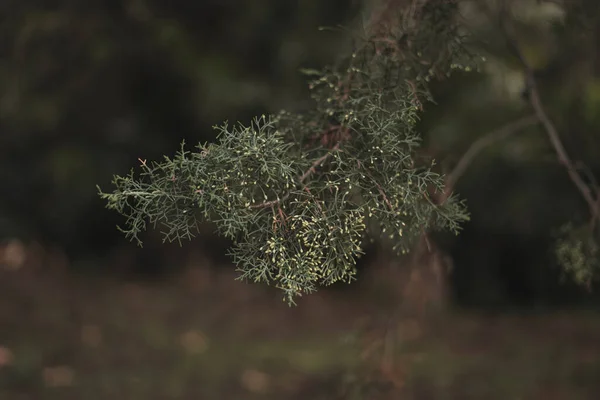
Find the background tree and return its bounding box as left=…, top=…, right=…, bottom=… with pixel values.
left=2, top=0, right=599, bottom=308
left=3, top=2, right=600, bottom=397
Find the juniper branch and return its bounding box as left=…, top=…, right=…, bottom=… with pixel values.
left=99, top=0, right=477, bottom=304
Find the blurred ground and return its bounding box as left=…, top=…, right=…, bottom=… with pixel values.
left=1, top=241, right=600, bottom=400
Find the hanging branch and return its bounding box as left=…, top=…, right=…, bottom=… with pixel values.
left=495, top=5, right=600, bottom=222
left=99, top=0, right=475, bottom=304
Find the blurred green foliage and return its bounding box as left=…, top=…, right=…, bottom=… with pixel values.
left=0, top=0, right=358, bottom=257
left=2, top=0, right=600, bottom=307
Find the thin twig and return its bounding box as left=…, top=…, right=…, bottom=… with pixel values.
left=359, top=166, right=395, bottom=210
left=376, top=184, right=395, bottom=210
left=251, top=143, right=341, bottom=209
left=575, top=161, right=600, bottom=198
left=441, top=115, right=538, bottom=201
left=299, top=143, right=341, bottom=183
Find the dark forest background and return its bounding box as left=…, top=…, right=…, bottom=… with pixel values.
left=2, top=1, right=600, bottom=398
left=2, top=0, right=599, bottom=307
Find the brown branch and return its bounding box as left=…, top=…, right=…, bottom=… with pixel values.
left=441, top=115, right=538, bottom=202
left=497, top=9, right=599, bottom=220
left=299, top=143, right=340, bottom=183
left=376, top=184, right=395, bottom=210
left=405, top=79, right=424, bottom=111
left=357, top=164, right=395, bottom=211
left=575, top=161, right=600, bottom=198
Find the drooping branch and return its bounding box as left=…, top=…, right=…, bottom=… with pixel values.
left=495, top=5, right=599, bottom=221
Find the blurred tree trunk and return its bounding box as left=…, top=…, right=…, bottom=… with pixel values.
left=400, top=233, right=452, bottom=315
left=365, top=232, right=452, bottom=318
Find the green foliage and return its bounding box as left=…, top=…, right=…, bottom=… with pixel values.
left=99, top=0, right=476, bottom=304
left=555, top=223, right=600, bottom=288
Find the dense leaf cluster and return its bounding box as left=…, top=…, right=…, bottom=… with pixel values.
left=555, top=223, right=600, bottom=288
left=99, top=0, right=476, bottom=304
